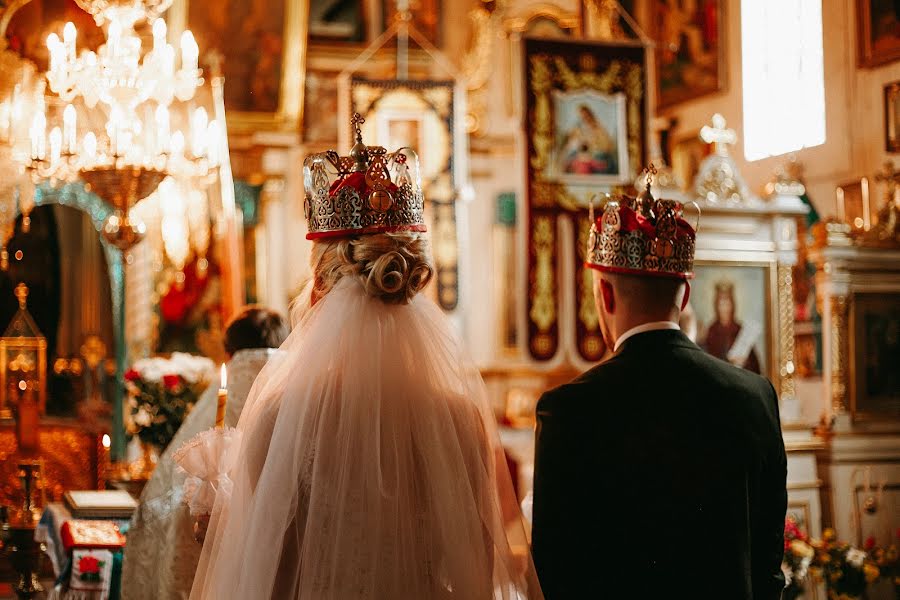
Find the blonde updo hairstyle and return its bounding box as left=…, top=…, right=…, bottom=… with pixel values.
left=311, top=232, right=434, bottom=305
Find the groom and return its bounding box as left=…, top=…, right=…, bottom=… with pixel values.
left=531, top=184, right=787, bottom=599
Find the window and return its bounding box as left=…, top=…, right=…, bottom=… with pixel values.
left=741, top=0, right=826, bottom=161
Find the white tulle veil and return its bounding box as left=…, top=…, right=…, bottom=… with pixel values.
left=190, top=277, right=542, bottom=599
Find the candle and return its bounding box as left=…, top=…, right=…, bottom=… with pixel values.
left=835, top=187, right=846, bottom=223
left=47, top=33, right=61, bottom=73
left=30, top=112, right=46, bottom=160
left=63, top=104, right=76, bottom=154
left=181, top=31, right=199, bottom=72
left=63, top=22, right=76, bottom=61
left=155, top=105, right=170, bottom=154
left=152, top=18, right=166, bottom=53
left=83, top=131, right=97, bottom=162
left=215, top=364, right=227, bottom=428
left=191, top=107, right=208, bottom=158
left=108, top=20, right=121, bottom=58
left=49, top=126, right=62, bottom=165
left=862, top=177, right=871, bottom=231
left=108, top=105, right=123, bottom=156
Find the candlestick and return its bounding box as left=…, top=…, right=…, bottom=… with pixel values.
left=215, top=364, right=227, bottom=428
left=63, top=22, right=76, bottom=61
left=181, top=31, right=199, bottom=73
left=835, top=187, right=845, bottom=223
left=862, top=177, right=871, bottom=231
left=63, top=104, right=76, bottom=154
left=190, top=107, right=208, bottom=158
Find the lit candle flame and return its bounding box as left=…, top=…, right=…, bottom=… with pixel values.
left=102, top=434, right=111, bottom=449
left=220, top=363, right=227, bottom=390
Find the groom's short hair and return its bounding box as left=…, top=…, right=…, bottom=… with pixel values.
left=224, top=306, right=289, bottom=355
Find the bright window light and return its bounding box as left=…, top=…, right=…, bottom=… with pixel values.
left=741, top=0, right=826, bottom=161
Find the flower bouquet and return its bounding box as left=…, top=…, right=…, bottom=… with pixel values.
left=782, top=516, right=816, bottom=600
left=810, top=529, right=882, bottom=600
left=124, top=352, right=215, bottom=451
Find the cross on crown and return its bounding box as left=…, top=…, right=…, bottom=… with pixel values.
left=700, top=113, right=737, bottom=156
left=351, top=113, right=366, bottom=143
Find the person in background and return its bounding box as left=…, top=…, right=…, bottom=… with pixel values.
left=122, top=307, right=289, bottom=600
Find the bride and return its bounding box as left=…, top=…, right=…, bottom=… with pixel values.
left=190, top=119, right=542, bottom=599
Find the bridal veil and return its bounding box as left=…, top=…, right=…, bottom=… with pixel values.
left=190, top=278, right=542, bottom=599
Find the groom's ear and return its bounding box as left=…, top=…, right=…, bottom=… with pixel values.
left=600, top=278, right=615, bottom=314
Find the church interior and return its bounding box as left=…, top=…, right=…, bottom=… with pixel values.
left=0, top=0, right=898, bottom=598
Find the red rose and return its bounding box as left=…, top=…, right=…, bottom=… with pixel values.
left=78, top=555, right=101, bottom=575
left=865, top=536, right=876, bottom=550
left=124, top=369, right=141, bottom=382
left=163, top=374, right=182, bottom=390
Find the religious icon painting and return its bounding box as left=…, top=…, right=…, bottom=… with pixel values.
left=550, top=89, right=629, bottom=187
left=885, top=81, right=900, bottom=152
left=343, top=76, right=465, bottom=311
left=303, top=70, right=341, bottom=145
left=651, top=0, right=725, bottom=108
left=858, top=0, right=900, bottom=68
left=309, top=0, right=366, bottom=42
left=179, top=0, right=306, bottom=130
left=689, top=263, right=773, bottom=377
left=523, top=38, right=646, bottom=361
left=849, top=293, right=900, bottom=420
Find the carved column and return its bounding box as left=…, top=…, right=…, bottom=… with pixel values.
left=778, top=264, right=797, bottom=401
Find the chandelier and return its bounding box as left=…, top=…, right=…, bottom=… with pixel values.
left=20, top=2, right=221, bottom=252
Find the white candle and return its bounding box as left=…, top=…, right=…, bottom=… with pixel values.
left=862, top=177, right=871, bottom=231
left=191, top=107, right=208, bottom=157
left=47, top=33, right=61, bottom=73
left=63, top=22, right=76, bottom=61
left=835, top=187, right=846, bottom=223
left=83, top=132, right=97, bottom=162
left=49, top=126, right=62, bottom=164
left=155, top=105, right=170, bottom=153
left=63, top=104, right=76, bottom=154
left=108, top=105, right=123, bottom=156
left=152, top=18, right=166, bottom=53
left=171, top=130, right=185, bottom=156
left=180, top=31, right=198, bottom=72
left=30, top=112, right=46, bottom=160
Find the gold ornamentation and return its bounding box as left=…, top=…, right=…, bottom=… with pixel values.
left=777, top=264, right=797, bottom=401
left=578, top=215, right=599, bottom=333
left=695, top=114, right=751, bottom=204
left=830, top=295, right=849, bottom=414
left=530, top=216, right=556, bottom=334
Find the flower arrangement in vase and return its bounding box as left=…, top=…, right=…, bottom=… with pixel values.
left=124, top=353, right=215, bottom=454
left=782, top=516, right=815, bottom=600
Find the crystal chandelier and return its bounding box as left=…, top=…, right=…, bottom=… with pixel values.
left=22, top=2, right=221, bottom=251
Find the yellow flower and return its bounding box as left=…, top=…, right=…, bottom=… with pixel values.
left=823, top=528, right=836, bottom=541
left=791, top=539, right=815, bottom=559
left=864, top=563, right=880, bottom=583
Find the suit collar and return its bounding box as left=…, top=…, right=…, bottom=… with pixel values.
left=614, top=328, right=699, bottom=355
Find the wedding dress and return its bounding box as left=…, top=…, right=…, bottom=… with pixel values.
left=190, top=279, right=542, bottom=599
left=122, top=349, right=276, bottom=600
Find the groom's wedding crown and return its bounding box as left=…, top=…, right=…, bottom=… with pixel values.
left=586, top=165, right=700, bottom=280
left=303, top=113, right=426, bottom=240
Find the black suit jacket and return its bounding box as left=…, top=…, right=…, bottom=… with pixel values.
left=532, top=329, right=787, bottom=600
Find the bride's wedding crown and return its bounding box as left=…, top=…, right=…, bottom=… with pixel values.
left=586, top=165, right=700, bottom=280
left=303, top=113, right=426, bottom=240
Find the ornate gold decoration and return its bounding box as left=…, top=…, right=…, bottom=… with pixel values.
left=695, top=114, right=752, bottom=204
left=530, top=216, right=556, bottom=347
left=578, top=218, right=598, bottom=332
left=584, top=0, right=626, bottom=40
left=304, top=114, right=426, bottom=239
left=777, top=264, right=797, bottom=401
left=504, top=4, right=581, bottom=34
left=528, top=53, right=644, bottom=209
left=0, top=284, right=47, bottom=418
left=830, top=295, right=849, bottom=414
left=852, top=162, right=900, bottom=247
left=462, top=5, right=495, bottom=135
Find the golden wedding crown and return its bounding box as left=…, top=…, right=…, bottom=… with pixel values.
left=586, top=165, right=700, bottom=280
left=303, top=113, right=426, bottom=240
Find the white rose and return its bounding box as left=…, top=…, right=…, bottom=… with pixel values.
left=846, top=548, right=867, bottom=568
left=134, top=408, right=152, bottom=427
